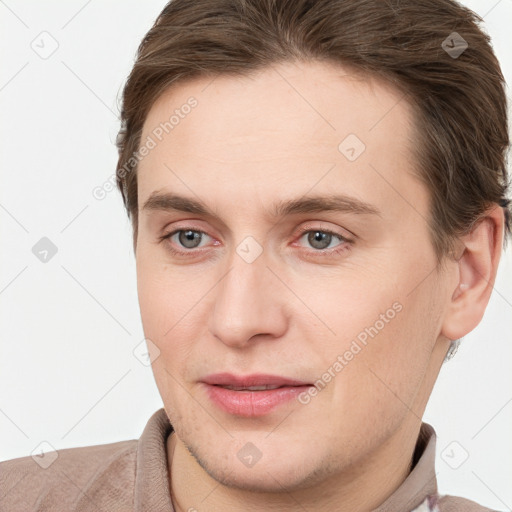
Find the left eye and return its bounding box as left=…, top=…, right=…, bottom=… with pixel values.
left=298, top=229, right=346, bottom=251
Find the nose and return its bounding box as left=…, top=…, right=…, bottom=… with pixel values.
left=208, top=245, right=288, bottom=349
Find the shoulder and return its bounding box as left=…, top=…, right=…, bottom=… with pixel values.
left=0, top=439, right=137, bottom=512
left=438, top=494, right=500, bottom=512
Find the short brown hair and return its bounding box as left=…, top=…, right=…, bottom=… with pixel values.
left=116, top=0, right=511, bottom=260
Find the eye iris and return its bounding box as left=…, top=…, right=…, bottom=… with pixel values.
left=179, top=230, right=202, bottom=249
left=308, top=231, right=332, bottom=250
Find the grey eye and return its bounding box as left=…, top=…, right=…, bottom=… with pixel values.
left=301, top=230, right=343, bottom=250
left=177, top=230, right=204, bottom=249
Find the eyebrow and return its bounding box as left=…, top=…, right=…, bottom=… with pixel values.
left=141, top=191, right=381, bottom=219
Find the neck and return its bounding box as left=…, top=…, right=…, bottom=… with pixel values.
left=167, top=416, right=422, bottom=512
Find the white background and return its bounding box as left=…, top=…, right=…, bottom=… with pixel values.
left=0, top=0, right=511, bottom=509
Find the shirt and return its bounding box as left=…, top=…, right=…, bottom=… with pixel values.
left=0, top=408, right=497, bottom=511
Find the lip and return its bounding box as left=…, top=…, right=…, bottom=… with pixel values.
left=201, top=373, right=313, bottom=417
left=202, top=372, right=310, bottom=387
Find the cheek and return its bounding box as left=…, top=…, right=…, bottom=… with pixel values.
left=136, top=261, right=201, bottom=415
left=136, top=250, right=214, bottom=379
left=347, top=282, right=441, bottom=419
left=306, top=258, right=439, bottom=411
left=137, top=278, right=226, bottom=392
left=136, top=245, right=200, bottom=334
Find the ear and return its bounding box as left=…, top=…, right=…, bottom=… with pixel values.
left=441, top=205, right=505, bottom=341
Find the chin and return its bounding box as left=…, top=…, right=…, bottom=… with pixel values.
left=201, top=461, right=314, bottom=493
left=186, top=437, right=333, bottom=493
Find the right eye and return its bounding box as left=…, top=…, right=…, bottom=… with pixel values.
left=159, top=228, right=213, bottom=253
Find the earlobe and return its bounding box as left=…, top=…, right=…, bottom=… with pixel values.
left=441, top=205, right=504, bottom=341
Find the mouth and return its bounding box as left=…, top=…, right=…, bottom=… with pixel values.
left=216, top=384, right=286, bottom=391
left=201, top=373, right=313, bottom=417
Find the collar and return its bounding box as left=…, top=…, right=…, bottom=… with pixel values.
left=134, top=409, right=438, bottom=512
left=134, top=408, right=174, bottom=511
left=373, top=422, right=438, bottom=511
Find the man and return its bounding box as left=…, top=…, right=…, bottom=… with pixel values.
left=1, top=0, right=510, bottom=510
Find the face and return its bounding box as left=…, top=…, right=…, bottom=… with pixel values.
left=135, top=60, right=453, bottom=492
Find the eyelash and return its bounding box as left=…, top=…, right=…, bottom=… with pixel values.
left=158, top=225, right=352, bottom=258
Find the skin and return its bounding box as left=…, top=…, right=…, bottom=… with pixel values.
left=134, top=60, right=504, bottom=511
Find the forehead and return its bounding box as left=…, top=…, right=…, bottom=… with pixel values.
left=137, top=60, right=420, bottom=218
left=141, top=60, right=413, bottom=146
